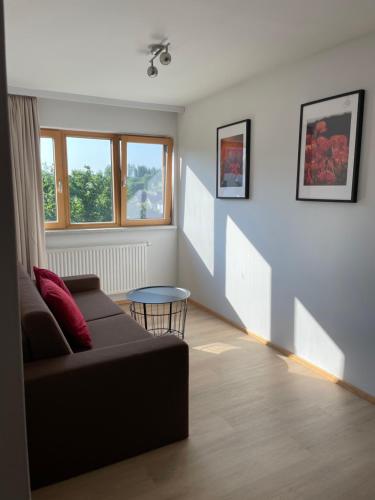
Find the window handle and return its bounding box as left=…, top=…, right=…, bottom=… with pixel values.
left=122, top=177, right=127, bottom=188
left=57, top=180, right=63, bottom=193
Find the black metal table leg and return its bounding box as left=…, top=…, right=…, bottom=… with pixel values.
left=168, top=302, right=172, bottom=332
left=143, top=303, right=148, bottom=330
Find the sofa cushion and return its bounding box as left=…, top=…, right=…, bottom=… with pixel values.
left=39, top=277, right=92, bottom=349
left=85, top=314, right=151, bottom=351
left=18, top=264, right=72, bottom=361
left=34, top=266, right=72, bottom=296
left=72, top=289, right=124, bottom=322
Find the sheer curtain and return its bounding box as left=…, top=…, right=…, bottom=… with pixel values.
left=8, top=95, right=46, bottom=273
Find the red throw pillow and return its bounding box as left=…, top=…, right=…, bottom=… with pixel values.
left=39, top=277, right=92, bottom=349
left=34, top=266, right=72, bottom=296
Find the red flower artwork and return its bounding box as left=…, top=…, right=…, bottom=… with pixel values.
left=220, top=134, right=244, bottom=188
left=304, top=116, right=350, bottom=186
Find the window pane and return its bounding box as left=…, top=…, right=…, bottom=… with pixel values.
left=127, top=143, right=165, bottom=220
left=40, top=137, right=57, bottom=222
left=66, top=137, right=114, bottom=224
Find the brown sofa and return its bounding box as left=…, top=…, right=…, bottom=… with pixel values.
left=19, top=264, right=189, bottom=489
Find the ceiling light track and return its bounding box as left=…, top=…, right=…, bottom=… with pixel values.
left=147, top=42, right=172, bottom=78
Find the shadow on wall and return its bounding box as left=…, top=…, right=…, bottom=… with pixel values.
left=179, top=162, right=374, bottom=396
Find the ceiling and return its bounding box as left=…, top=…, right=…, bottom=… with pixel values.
left=5, top=0, right=375, bottom=107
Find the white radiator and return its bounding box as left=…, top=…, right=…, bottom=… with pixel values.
left=47, top=243, right=149, bottom=295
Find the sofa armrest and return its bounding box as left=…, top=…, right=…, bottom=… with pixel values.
left=62, top=274, right=100, bottom=293
left=24, top=335, right=189, bottom=488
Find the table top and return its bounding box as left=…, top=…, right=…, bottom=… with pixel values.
left=127, top=286, right=191, bottom=304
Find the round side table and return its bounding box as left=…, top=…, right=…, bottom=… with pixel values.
left=127, top=286, right=191, bottom=339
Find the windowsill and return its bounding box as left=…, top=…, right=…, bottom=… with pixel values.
left=45, top=225, right=178, bottom=236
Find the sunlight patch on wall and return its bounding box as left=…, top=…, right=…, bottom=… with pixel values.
left=182, top=166, right=214, bottom=275
left=294, top=298, right=345, bottom=379
left=225, top=216, right=272, bottom=339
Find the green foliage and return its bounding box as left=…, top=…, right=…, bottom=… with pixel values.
left=69, top=165, right=113, bottom=223
left=41, top=163, right=57, bottom=222
left=42, top=163, right=163, bottom=223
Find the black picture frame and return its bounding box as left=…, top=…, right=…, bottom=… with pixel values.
left=216, top=119, right=251, bottom=199
left=296, top=90, right=365, bottom=203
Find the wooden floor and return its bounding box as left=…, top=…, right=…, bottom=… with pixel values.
left=33, top=304, right=375, bottom=500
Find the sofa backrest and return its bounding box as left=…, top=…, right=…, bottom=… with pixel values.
left=18, top=263, right=72, bottom=362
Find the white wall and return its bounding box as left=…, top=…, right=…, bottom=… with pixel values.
left=178, top=33, right=375, bottom=396
left=38, top=98, right=178, bottom=137
left=39, top=99, right=178, bottom=293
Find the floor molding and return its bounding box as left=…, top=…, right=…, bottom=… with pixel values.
left=188, top=298, right=375, bottom=404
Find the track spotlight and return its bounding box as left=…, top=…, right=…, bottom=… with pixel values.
left=147, top=61, right=158, bottom=78
left=160, top=46, right=171, bottom=65
left=147, top=41, right=172, bottom=77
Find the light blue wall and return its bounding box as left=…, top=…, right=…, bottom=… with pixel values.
left=178, top=33, right=375, bottom=396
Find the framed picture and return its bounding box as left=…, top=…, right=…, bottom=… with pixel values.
left=296, top=90, right=364, bottom=202
left=216, top=119, right=250, bottom=199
